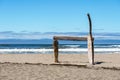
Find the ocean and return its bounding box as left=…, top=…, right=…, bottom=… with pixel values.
left=0, top=39, right=120, bottom=54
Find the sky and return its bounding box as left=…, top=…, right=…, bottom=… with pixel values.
left=0, top=0, right=120, bottom=39
left=0, top=0, right=120, bottom=33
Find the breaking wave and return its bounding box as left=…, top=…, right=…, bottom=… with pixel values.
left=0, top=48, right=120, bottom=54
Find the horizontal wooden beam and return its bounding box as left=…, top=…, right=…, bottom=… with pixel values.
left=53, top=36, right=88, bottom=41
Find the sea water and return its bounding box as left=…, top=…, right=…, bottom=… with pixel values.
left=0, top=39, right=120, bottom=54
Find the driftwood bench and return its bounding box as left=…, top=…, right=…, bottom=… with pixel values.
left=53, top=13, right=94, bottom=65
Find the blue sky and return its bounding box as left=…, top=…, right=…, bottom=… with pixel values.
left=0, top=0, right=120, bottom=33
left=0, top=0, right=120, bottom=40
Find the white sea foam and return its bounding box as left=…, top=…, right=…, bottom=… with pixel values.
left=0, top=48, right=120, bottom=54
left=63, top=45, right=80, bottom=48
left=111, top=45, right=120, bottom=48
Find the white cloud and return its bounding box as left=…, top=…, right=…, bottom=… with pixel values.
left=0, top=31, right=120, bottom=40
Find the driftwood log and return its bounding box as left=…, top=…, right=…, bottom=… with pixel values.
left=53, top=39, right=59, bottom=62
left=53, top=13, right=94, bottom=65
left=54, top=36, right=87, bottom=41
left=87, top=13, right=94, bottom=65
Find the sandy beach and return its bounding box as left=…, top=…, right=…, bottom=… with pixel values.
left=0, top=53, right=120, bottom=80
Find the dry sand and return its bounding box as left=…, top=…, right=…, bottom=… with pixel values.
left=0, top=53, right=120, bottom=80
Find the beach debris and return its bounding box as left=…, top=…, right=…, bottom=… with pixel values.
left=53, top=13, right=94, bottom=65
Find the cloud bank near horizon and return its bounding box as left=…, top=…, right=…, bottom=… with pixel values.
left=0, top=31, right=120, bottom=40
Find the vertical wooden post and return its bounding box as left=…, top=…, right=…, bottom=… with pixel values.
left=87, top=13, right=94, bottom=65
left=88, top=35, right=94, bottom=65
left=53, top=39, right=59, bottom=63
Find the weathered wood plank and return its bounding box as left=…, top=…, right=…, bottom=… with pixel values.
left=53, top=36, right=88, bottom=41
